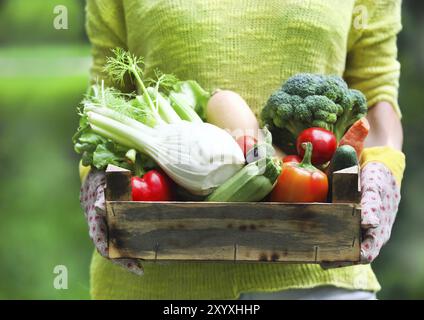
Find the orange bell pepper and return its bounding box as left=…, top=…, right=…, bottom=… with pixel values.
left=271, top=142, right=328, bottom=202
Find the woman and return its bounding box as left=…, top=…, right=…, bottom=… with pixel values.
left=80, top=0, right=405, bottom=299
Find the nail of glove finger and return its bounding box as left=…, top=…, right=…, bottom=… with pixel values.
left=360, top=232, right=381, bottom=263
left=94, top=184, right=106, bottom=212
left=114, top=259, right=144, bottom=276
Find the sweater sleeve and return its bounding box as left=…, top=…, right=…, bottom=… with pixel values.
left=86, top=0, right=134, bottom=91
left=344, top=0, right=402, bottom=117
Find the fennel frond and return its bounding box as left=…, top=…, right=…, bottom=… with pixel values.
left=103, top=47, right=144, bottom=87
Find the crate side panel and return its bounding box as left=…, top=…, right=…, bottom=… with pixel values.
left=107, top=202, right=360, bottom=262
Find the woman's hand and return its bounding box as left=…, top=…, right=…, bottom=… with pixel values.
left=361, top=102, right=403, bottom=262
left=80, top=170, right=144, bottom=275
left=322, top=158, right=402, bottom=269
left=322, top=102, right=405, bottom=269
left=360, top=162, right=400, bottom=262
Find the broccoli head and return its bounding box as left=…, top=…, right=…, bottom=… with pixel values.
left=261, top=73, right=368, bottom=146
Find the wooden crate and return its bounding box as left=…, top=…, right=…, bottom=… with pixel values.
left=105, top=165, right=361, bottom=263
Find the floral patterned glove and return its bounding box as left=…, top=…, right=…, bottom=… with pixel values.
left=322, top=146, right=405, bottom=268
left=358, top=146, right=405, bottom=263
left=80, top=170, right=144, bottom=275
left=360, top=162, right=400, bottom=262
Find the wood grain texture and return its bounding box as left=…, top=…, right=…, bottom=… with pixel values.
left=105, top=165, right=131, bottom=201
left=106, top=202, right=361, bottom=263
left=332, top=165, right=361, bottom=204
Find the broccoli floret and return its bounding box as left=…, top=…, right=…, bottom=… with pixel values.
left=305, top=95, right=338, bottom=126
left=333, top=89, right=368, bottom=140
left=294, top=102, right=313, bottom=124
left=262, top=91, right=308, bottom=136
left=261, top=73, right=368, bottom=144
left=318, top=75, right=349, bottom=103
left=282, top=73, right=324, bottom=98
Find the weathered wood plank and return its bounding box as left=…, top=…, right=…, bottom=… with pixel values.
left=106, top=202, right=361, bottom=262
left=332, top=165, right=361, bottom=204
left=105, top=165, right=131, bottom=201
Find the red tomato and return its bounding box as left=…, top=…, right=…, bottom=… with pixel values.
left=131, top=170, right=174, bottom=201
left=297, top=128, right=337, bottom=165
left=282, top=155, right=302, bottom=164
left=236, top=135, right=257, bottom=157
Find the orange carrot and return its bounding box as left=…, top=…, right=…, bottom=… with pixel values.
left=339, top=117, right=370, bottom=156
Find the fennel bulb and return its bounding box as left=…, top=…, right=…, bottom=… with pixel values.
left=87, top=108, right=245, bottom=195
left=74, top=48, right=241, bottom=195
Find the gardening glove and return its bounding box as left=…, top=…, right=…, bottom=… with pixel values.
left=322, top=146, right=405, bottom=268
left=80, top=169, right=144, bottom=275
left=359, top=146, right=405, bottom=263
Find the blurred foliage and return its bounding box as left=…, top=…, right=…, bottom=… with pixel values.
left=0, top=0, right=423, bottom=300
left=0, top=1, right=91, bottom=299
left=0, top=72, right=91, bottom=299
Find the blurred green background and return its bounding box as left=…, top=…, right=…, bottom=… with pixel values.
left=0, top=0, right=423, bottom=300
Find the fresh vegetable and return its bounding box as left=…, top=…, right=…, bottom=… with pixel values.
left=74, top=49, right=245, bottom=195
left=73, top=50, right=210, bottom=172
left=105, top=49, right=169, bottom=127
left=131, top=170, right=174, bottom=201
left=87, top=109, right=245, bottom=195
left=206, top=90, right=259, bottom=139
left=207, top=157, right=281, bottom=202
left=261, top=73, right=368, bottom=150
left=73, top=84, right=153, bottom=170
left=326, top=145, right=358, bottom=201
left=107, top=48, right=208, bottom=125
left=282, top=155, right=301, bottom=163
left=271, top=142, right=328, bottom=202
left=236, top=135, right=257, bottom=157
left=296, top=127, right=337, bottom=165
left=168, top=80, right=210, bottom=122
left=146, top=86, right=181, bottom=124
left=327, top=145, right=358, bottom=174
left=339, top=117, right=370, bottom=156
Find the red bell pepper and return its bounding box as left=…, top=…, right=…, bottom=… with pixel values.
left=131, top=170, right=174, bottom=201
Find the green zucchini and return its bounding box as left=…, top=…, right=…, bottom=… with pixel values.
left=206, top=157, right=281, bottom=202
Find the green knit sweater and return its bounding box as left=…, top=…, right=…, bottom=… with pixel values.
left=86, top=0, right=402, bottom=299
